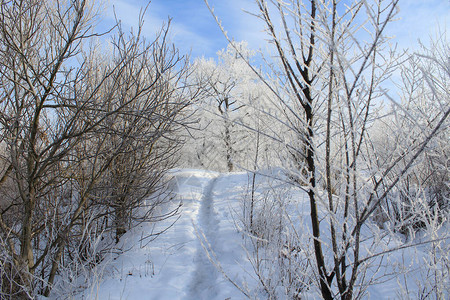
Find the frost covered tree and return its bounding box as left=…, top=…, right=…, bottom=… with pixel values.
left=185, top=41, right=274, bottom=172
left=206, top=0, right=449, bottom=298
left=371, top=35, right=449, bottom=234
left=368, top=34, right=450, bottom=298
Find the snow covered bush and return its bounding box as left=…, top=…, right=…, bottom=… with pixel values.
left=371, top=34, right=449, bottom=237
left=242, top=174, right=314, bottom=299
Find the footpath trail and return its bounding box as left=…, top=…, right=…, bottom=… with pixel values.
left=73, top=170, right=249, bottom=300
left=185, top=175, right=221, bottom=299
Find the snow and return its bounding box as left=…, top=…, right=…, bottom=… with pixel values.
left=50, top=169, right=448, bottom=300
left=65, top=169, right=254, bottom=300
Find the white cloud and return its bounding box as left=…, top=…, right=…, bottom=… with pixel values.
left=99, top=0, right=449, bottom=59
left=101, top=0, right=227, bottom=57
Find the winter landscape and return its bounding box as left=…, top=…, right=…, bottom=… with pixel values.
left=0, top=0, right=449, bottom=299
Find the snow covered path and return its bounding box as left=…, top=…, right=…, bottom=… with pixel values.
left=185, top=175, right=221, bottom=299
left=71, top=170, right=250, bottom=300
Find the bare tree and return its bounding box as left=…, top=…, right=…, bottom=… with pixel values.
left=0, top=0, right=194, bottom=298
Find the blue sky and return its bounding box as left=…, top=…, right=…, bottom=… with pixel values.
left=100, top=0, right=449, bottom=59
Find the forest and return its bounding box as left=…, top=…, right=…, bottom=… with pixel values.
left=0, top=0, right=448, bottom=299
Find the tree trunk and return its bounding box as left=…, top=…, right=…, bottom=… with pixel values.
left=304, top=103, right=333, bottom=300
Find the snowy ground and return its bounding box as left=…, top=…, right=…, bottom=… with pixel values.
left=66, top=169, right=256, bottom=300
left=50, top=169, right=448, bottom=300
